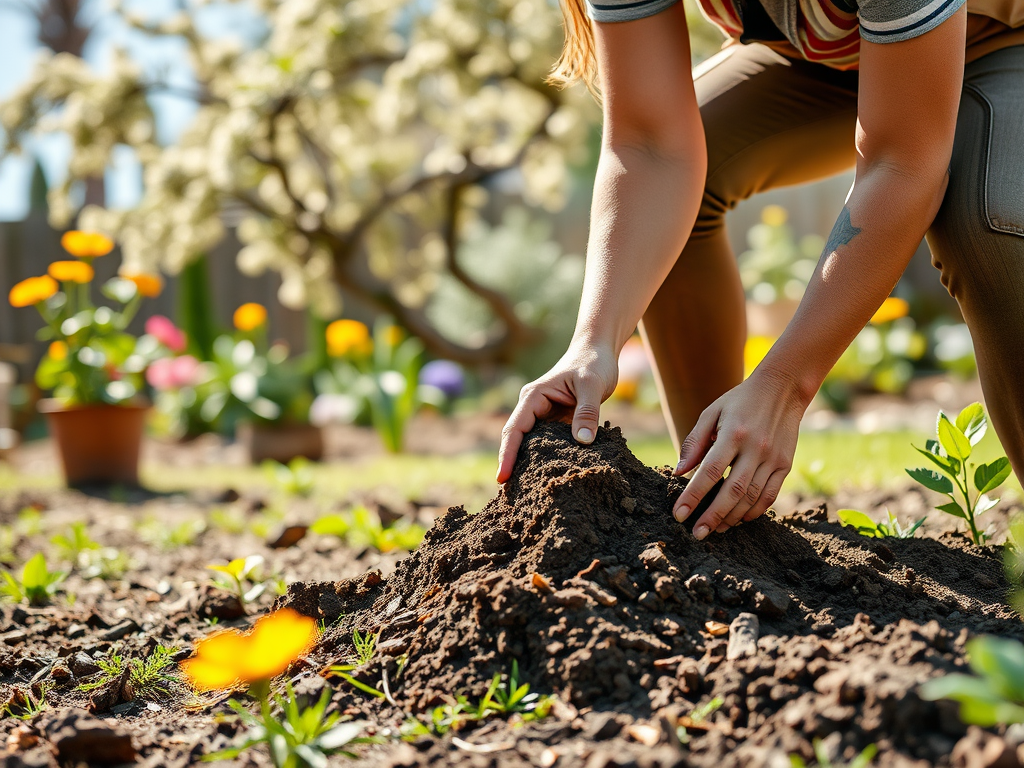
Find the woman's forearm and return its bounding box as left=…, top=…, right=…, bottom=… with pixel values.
left=573, top=138, right=707, bottom=354
left=757, top=165, right=949, bottom=405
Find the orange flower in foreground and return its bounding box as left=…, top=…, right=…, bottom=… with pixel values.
left=180, top=608, right=319, bottom=692
left=123, top=273, right=164, bottom=298
left=61, top=231, right=114, bottom=258
left=48, top=260, right=94, bottom=284
left=48, top=341, right=68, bottom=361
left=870, top=297, right=910, bottom=325
left=8, top=276, right=58, bottom=308
left=326, top=319, right=371, bottom=357
left=233, top=302, right=267, bottom=332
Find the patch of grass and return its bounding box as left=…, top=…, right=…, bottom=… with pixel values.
left=351, top=629, right=378, bottom=666
left=78, top=646, right=178, bottom=700
left=1, top=553, right=66, bottom=606
left=3, top=682, right=52, bottom=720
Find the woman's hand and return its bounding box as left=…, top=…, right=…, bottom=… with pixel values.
left=670, top=369, right=807, bottom=539
left=496, top=342, right=619, bottom=484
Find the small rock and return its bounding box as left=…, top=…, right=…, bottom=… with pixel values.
left=70, top=652, right=101, bottom=678
left=2, top=630, right=29, bottom=645
left=100, top=620, right=140, bottom=642
left=195, top=585, right=245, bottom=621
left=727, top=613, right=759, bottom=661
left=626, top=723, right=661, bottom=747
left=685, top=574, right=714, bottom=602
left=10, top=607, right=29, bottom=626
left=638, top=546, right=672, bottom=574
left=6, top=724, right=38, bottom=751
left=66, top=624, right=87, bottom=640
left=42, top=709, right=137, bottom=763
left=584, top=711, right=624, bottom=740
left=952, top=727, right=1018, bottom=768
left=754, top=587, right=791, bottom=618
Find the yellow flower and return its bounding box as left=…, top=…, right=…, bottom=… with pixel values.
left=326, top=319, right=371, bottom=357
left=61, top=231, right=114, bottom=258
left=48, top=341, right=68, bottom=361
left=383, top=325, right=404, bottom=348
left=870, top=297, right=910, bottom=325
left=48, top=260, right=94, bottom=284
left=761, top=205, right=788, bottom=228
left=123, top=273, right=164, bottom=298
left=744, top=335, right=776, bottom=378
left=8, top=276, right=58, bottom=308
left=179, top=608, right=319, bottom=692
left=233, top=303, right=268, bottom=331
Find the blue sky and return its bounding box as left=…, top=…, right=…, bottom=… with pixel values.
left=0, top=0, right=258, bottom=221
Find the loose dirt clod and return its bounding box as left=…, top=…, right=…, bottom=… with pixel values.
left=285, top=422, right=1024, bottom=766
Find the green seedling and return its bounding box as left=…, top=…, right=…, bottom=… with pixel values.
left=920, top=635, right=1024, bottom=725
left=399, top=661, right=554, bottom=736
left=1, top=553, right=66, bottom=606
left=140, top=517, right=206, bottom=550
left=676, top=696, right=723, bottom=745
left=207, top=682, right=373, bottom=767
left=209, top=507, right=247, bottom=535
left=837, top=509, right=925, bottom=539
left=352, top=629, right=378, bottom=666
left=263, top=457, right=315, bottom=497
left=310, top=506, right=425, bottom=553
left=790, top=740, right=877, bottom=768
left=78, top=547, right=132, bottom=580
left=3, top=683, right=52, bottom=720
left=328, top=664, right=387, bottom=699
left=208, top=555, right=270, bottom=606
left=907, top=403, right=1011, bottom=545
left=15, top=508, right=43, bottom=537
left=51, top=522, right=100, bottom=561
left=78, top=646, right=178, bottom=700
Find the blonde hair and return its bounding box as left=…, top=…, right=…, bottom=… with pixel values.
left=548, top=0, right=600, bottom=94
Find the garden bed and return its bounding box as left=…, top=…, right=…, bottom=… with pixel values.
left=1, top=422, right=1022, bottom=767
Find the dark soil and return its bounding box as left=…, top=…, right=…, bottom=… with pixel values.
left=2, top=420, right=1023, bottom=768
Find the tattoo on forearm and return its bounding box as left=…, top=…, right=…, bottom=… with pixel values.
left=824, top=206, right=861, bottom=256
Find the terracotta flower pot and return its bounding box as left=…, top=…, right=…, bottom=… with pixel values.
left=236, top=422, right=324, bottom=465
left=38, top=399, right=149, bottom=487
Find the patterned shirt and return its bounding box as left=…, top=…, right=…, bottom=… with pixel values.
left=585, top=0, right=968, bottom=69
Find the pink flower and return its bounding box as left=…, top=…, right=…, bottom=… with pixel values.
left=145, top=315, right=186, bottom=353
left=170, top=355, right=201, bottom=387
left=146, top=355, right=201, bottom=391
left=146, top=357, right=177, bottom=391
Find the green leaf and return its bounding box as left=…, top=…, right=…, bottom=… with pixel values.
left=968, top=636, right=1024, bottom=700
left=938, top=413, right=972, bottom=461
left=102, top=278, right=138, bottom=304
left=957, top=402, right=988, bottom=446
left=975, top=495, right=999, bottom=517
left=975, top=458, right=1012, bottom=495
left=837, top=509, right=881, bottom=537
left=915, top=446, right=956, bottom=475
left=937, top=501, right=968, bottom=520
left=318, top=722, right=366, bottom=750
left=21, top=553, right=48, bottom=590
left=907, top=467, right=954, bottom=495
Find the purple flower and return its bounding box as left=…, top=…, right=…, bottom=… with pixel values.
left=419, top=360, right=465, bottom=398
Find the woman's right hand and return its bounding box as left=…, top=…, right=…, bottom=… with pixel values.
left=496, top=342, right=619, bottom=483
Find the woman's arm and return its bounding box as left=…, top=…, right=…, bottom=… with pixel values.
left=497, top=3, right=706, bottom=482
left=672, top=7, right=968, bottom=537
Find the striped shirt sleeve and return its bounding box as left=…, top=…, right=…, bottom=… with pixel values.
left=858, top=0, right=966, bottom=43
left=585, top=0, right=680, bottom=22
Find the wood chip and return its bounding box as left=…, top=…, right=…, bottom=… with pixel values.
left=705, top=621, right=729, bottom=636
left=532, top=572, right=553, bottom=592
left=452, top=737, right=514, bottom=753
left=626, top=723, right=661, bottom=747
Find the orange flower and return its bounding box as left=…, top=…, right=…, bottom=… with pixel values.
left=870, top=297, right=910, bottom=325
left=233, top=303, right=267, bottom=332
left=179, top=608, right=319, bottom=692
left=8, top=276, right=59, bottom=308
left=123, top=273, right=163, bottom=298
left=48, top=341, right=68, bottom=361
left=48, top=260, right=94, bottom=284
left=61, top=231, right=114, bottom=258
left=326, top=319, right=371, bottom=357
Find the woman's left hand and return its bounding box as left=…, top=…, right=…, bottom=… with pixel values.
left=671, top=369, right=807, bottom=540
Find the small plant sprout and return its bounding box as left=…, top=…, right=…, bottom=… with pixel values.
left=208, top=555, right=270, bottom=607
left=50, top=522, right=100, bottom=562
left=907, top=403, right=1012, bottom=545
left=310, top=506, right=426, bottom=553
left=78, top=547, right=132, bottom=581
left=920, top=635, right=1024, bottom=726
left=790, top=740, right=877, bottom=768
left=837, top=509, right=925, bottom=539
left=78, top=646, right=179, bottom=700
left=676, top=696, right=723, bottom=745
left=178, top=609, right=370, bottom=767
left=1, top=553, right=66, bottom=606
left=263, top=457, right=316, bottom=497
left=352, top=629, right=378, bottom=666
left=3, top=683, right=53, bottom=720
left=139, top=517, right=206, bottom=550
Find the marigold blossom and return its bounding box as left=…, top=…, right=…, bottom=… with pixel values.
left=61, top=231, right=114, bottom=258
left=234, top=303, right=268, bottom=331
left=144, top=315, right=187, bottom=353
left=326, top=319, right=371, bottom=357
left=48, top=260, right=95, bottom=284
left=48, top=341, right=68, bottom=361
left=179, top=608, right=319, bottom=691
left=8, top=276, right=59, bottom=308
left=870, top=297, right=910, bottom=325
left=123, top=273, right=164, bottom=298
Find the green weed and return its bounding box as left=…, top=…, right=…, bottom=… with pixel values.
left=1, top=553, right=66, bottom=605
left=352, top=629, right=378, bottom=666
left=51, top=522, right=100, bottom=561
left=78, top=646, right=178, bottom=700
left=310, top=506, right=425, bottom=553
left=837, top=509, right=924, bottom=539
left=920, top=635, right=1024, bottom=725
left=676, top=696, right=723, bottom=745
left=263, top=457, right=315, bottom=497
left=3, top=683, right=52, bottom=720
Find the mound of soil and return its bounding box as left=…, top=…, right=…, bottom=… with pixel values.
left=285, top=422, right=1023, bottom=766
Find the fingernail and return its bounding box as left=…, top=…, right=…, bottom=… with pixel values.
left=673, top=461, right=686, bottom=476
left=577, top=427, right=594, bottom=443
left=693, top=524, right=709, bottom=540
left=675, top=504, right=691, bottom=522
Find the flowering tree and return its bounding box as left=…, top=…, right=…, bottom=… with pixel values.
left=1, top=0, right=594, bottom=364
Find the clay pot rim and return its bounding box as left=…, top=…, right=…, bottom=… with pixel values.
left=37, top=397, right=151, bottom=415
